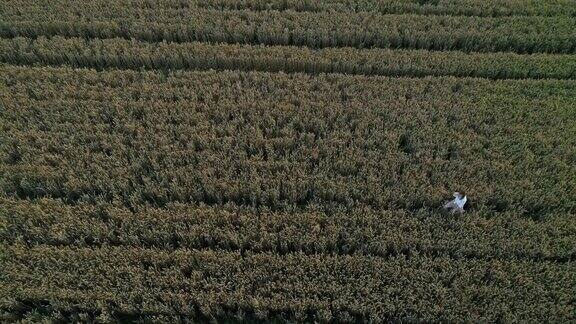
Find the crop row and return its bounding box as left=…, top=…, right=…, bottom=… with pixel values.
left=1, top=65, right=575, bottom=215
left=195, top=0, right=576, bottom=17
left=2, top=36, right=576, bottom=80
left=2, top=245, right=574, bottom=322
left=1, top=198, right=574, bottom=261
left=1, top=9, right=575, bottom=53
left=5, top=0, right=576, bottom=18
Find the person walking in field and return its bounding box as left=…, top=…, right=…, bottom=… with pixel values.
left=443, top=192, right=467, bottom=214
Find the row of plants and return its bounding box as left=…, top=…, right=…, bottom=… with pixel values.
left=1, top=9, right=575, bottom=53
left=1, top=65, right=575, bottom=216
left=2, top=244, right=574, bottom=322
left=2, top=36, right=575, bottom=79
left=6, top=0, right=576, bottom=17
left=195, top=0, right=576, bottom=17
left=1, top=198, right=574, bottom=261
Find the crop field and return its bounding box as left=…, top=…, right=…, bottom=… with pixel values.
left=1, top=0, right=575, bottom=322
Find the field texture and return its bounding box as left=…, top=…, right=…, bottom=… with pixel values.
left=1, top=0, right=576, bottom=322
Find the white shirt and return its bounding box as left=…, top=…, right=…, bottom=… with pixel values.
left=454, top=195, right=467, bottom=209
